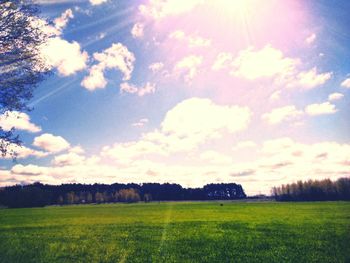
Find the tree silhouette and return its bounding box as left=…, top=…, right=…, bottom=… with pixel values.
left=272, top=178, right=350, bottom=201
left=0, top=0, right=49, bottom=157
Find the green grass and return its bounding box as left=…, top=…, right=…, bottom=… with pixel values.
left=0, top=201, right=349, bottom=263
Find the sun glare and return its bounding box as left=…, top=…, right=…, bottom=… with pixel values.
left=209, top=0, right=257, bottom=15
left=220, top=0, right=252, bottom=11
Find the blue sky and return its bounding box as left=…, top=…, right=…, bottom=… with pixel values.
left=0, top=0, right=349, bottom=194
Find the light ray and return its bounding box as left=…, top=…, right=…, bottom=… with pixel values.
left=29, top=78, right=78, bottom=107
left=65, top=6, right=135, bottom=34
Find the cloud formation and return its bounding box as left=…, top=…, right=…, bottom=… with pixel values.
left=305, top=33, right=316, bottom=44
left=305, top=102, right=338, bottom=116
left=341, top=77, right=350, bottom=88
left=161, top=98, right=251, bottom=138
left=0, top=111, right=41, bottom=133
left=212, top=52, right=233, bottom=71
left=289, top=67, right=332, bottom=89
left=33, top=133, right=70, bottom=153
left=231, top=45, right=299, bottom=80
left=0, top=141, right=48, bottom=159
left=52, top=152, right=85, bottom=166
left=41, top=38, right=88, bottom=76
left=102, top=98, right=251, bottom=161
left=149, top=62, right=164, bottom=73
left=3, top=136, right=350, bottom=195
left=132, top=118, right=149, bottom=127
left=90, top=0, right=107, bottom=5
left=131, top=23, right=145, bottom=38
left=174, top=55, right=203, bottom=83
left=120, top=82, right=156, bottom=96
left=328, top=93, right=344, bottom=101
left=169, top=30, right=211, bottom=48
left=262, top=105, right=303, bottom=125
left=11, top=164, right=47, bottom=176
left=53, top=8, right=74, bottom=32
left=81, top=43, right=135, bottom=90
left=211, top=45, right=332, bottom=89
left=39, top=9, right=89, bottom=76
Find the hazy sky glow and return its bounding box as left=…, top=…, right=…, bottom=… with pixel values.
left=1, top=0, right=350, bottom=194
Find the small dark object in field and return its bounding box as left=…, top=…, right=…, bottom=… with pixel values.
left=220, top=203, right=223, bottom=206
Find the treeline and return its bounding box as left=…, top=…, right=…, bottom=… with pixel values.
left=272, top=178, right=350, bottom=201
left=0, top=182, right=246, bottom=208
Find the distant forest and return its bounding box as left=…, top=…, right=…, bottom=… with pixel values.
left=0, top=183, right=246, bottom=208
left=1, top=178, right=349, bottom=208
left=272, top=178, right=350, bottom=201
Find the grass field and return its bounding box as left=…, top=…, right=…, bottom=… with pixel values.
left=0, top=201, right=349, bottom=263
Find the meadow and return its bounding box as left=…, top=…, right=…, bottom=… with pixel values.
left=0, top=201, right=349, bottom=263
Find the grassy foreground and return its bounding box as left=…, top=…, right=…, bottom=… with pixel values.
left=0, top=201, right=349, bottom=263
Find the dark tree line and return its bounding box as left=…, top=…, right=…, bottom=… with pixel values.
left=0, top=182, right=246, bottom=208
left=272, top=178, right=350, bottom=201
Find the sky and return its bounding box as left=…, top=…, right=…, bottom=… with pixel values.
left=0, top=0, right=350, bottom=195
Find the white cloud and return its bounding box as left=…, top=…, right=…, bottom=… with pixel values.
left=120, top=82, right=156, bottom=96
left=341, top=77, right=350, bottom=88
left=81, top=43, right=135, bottom=90
left=261, top=138, right=350, bottom=171
left=102, top=98, right=251, bottom=162
left=33, top=133, right=70, bottom=153
left=131, top=23, right=145, bottom=38
left=212, top=52, right=233, bottom=71
left=90, top=0, right=107, bottom=5
left=52, top=152, right=85, bottom=166
left=120, top=82, right=138, bottom=94
left=0, top=140, right=48, bottom=159
left=4, top=136, right=350, bottom=195
left=132, top=118, right=149, bottom=127
left=174, top=55, right=203, bottom=82
left=41, top=37, right=88, bottom=76
left=98, top=32, right=106, bottom=40
left=228, top=45, right=331, bottom=89
left=305, top=33, right=316, bottom=44
left=187, top=36, right=211, bottom=48
left=138, top=82, right=156, bottom=96
left=37, top=9, right=88, bottom=77
left=101, top=140, right=166, bottom=164
left=92, top=44, right=135, bottom=80
left=328, top=92, right=344, bottom=101
left=305, top=102, right=337, bottom=116
left=269, top=90, right=281, bottom=101
left=34, top=8, right=73, bottom=37
left=231, top=45, right=299, bottom=80
left=200, top=150, right=232, bottom=165
left=69, top=146, right=85, bottom=154
left=161, top=98, right=251, bottom=138
left=291, top=67, right=332, bottom=89
left=139, top=0, right=203, bottom=20
left=233, top=141, right=257, bottom=150
left=169, top=30, right=185, bottom=39
left=169, top=30, right=211, bottom=48
left=261, top=137, right=295, bottom=155
left=149, top=62, right=164, bottom=73
left=54, top=9, right=74, bottom=32
left=11, top=164, right=47, bottom=176
left=81, top=65, right=107, bottom=91
left=262, top=105, right=303, bottom=125
left=0, top=111, right=41, bottom=133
